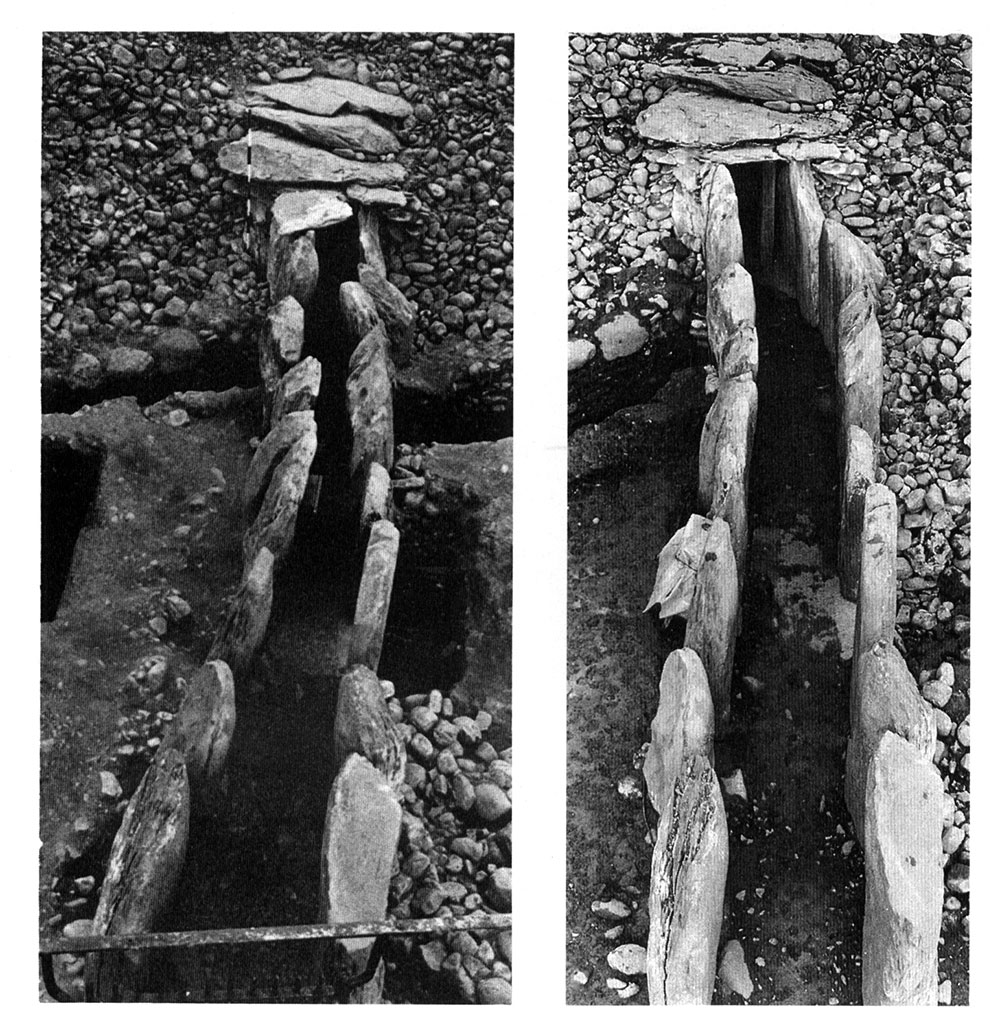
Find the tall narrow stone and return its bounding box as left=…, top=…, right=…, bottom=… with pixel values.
left=272, top=355, right=322, bottom=423
left=853, top=484, right=898, bottom=663
left=358, top=207, right=386, bottom=277
left=838, top=426, right=877, bottom=602
left=267, top=226, right=319, bottom=307
left=340, top=281, right=382, bottom=351
left=349, top=519, right=400, bottom=673
left=359, top=262, right=416, bottom=366
left=208, top=548, right=275, bottom=679
left=706, top=262, right=758, bottom=382
left=819, top=219, right=886, bottom=359
left=346, top=324, right=394, bottom=484
left=243, top=411, right=316, bottom=519
left=779, top=161, right=825, bottom=326
left=704, top=165, right=744, bottom=278
left=333, top=664, right=404, bottom=790
left=837, top=284, right=883, bottom=461
left=359, top=462, right=392, bottom=539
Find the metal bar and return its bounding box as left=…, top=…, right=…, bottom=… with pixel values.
left=39, top=912, right=512, bottom=956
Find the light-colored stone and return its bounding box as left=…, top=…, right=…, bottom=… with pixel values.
left=349, top=519, right=400, bottom=673
left=268, top=226, right=318, bottom=307
left=649, top=63, right=835, bottom=105
left=334, top=664, right=404, bottom=789
left=359, top=262, right=416, bottom=365
left=253, top=107, right=400, bottom=155
left=568, top=339, right=596, bottom=371
left=778, top=161, right=825, bottom=327
left=706, top=262, right=758, bottom=381
left=347, top=324, right=394, bottom=483
left=251, top=78, right=413, bottom=119
left=208, top=548, right=275, bottom=679
left=704, top=165, right=744, bottom=277
left=853, top=484, right=898, bottom=663
left=243, top=411, right=316, bottom=518
left=340, top=281, right=382, bottom=349
left=608, top=943, right=647, bottom=977
left=271, top=189, right=352, bottom=236
left=262, top=296, right=305, bottom=368
left=837, top=285, right=883, bottom=460
left=644, top=515, right=712, bottom=623
left=272, top=356, right=322, bottom=422
left=595, top=312, right=648, bottom=361
left=718, top=939, right=754, bottom=999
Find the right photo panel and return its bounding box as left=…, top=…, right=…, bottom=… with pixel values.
left=567, top=33, right=970, bottom=1005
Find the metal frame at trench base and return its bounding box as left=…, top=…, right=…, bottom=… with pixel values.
left=39, top=913, right=513, bottom=1002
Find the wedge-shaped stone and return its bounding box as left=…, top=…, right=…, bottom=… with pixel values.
left=252, top=107, right=400, bottom=155
left=644, top=514, right=712, bottom=623
left=707, top=262, right=758, bottom=380
left=322, top=755, right=402, bottom=968
left=777, top=161, right=825, bottom=326
left=819, top=219, right=886, bottom=359
left=647, top=754, right=727, bottom=1004
left=349, top=519, right=400, bottom=673
left=272, top=356, right=322, bottom=423
left=347, top=324, right=394, bottom=482
left=647, top=63, right=835, bottom=105
left=862, top=732, right=943, bottom=1005
left=243, top=429, right=317, bottom=566
left=334, top=664, right=404, bottom=790
left=684, top=517, right=740, bottom=728
left=359, top=262, right=416, bottom=365
left=219, top=132, right=406, bottom=186
left=161, top=661, right=237, bottom=795
left=209, top=548, right=274, bottom=680
left=261, top=295, right=305, bottom=369
left=643, top=648, right=715, bottom=815
left=704, top=165, right=744, bottom=277
left=271, top=189, right=352, bottom=236
left=340, top=281, right=382, bottom=350
left=846, top=642, right=935, bottom=844
left=251, top=78, right=414, bottom=119
left=839, top=426, right=877, bottom=602
left=243, top=411, right=316, bottom=518
left=837, top=285, right=883, bottom=461
left=853, top=484, right=898, bottom=664
left=636, top=89, right=850, bottom=147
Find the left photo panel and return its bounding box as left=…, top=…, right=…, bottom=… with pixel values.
left=39, top=31, right=513, bottom=1004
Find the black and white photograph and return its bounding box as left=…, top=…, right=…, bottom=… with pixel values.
left=567, top=31, right=971, bottom=1005
left=38, top=29, right=513, bottom=1003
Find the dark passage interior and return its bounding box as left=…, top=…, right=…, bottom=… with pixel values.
left=41, top=436, right=104, bottom=621
left=729, top=161, right=793, bottom=298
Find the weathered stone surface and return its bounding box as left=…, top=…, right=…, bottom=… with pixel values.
left=718, top=940, right=754, bottom=1000
left=648, top=63, right=835, bottom=105
left=358, top=207, right=386, bottom=277
left=105, top=346, right=153, bottom=378
left=360, top=462, right=392, bottom=537
left=349, top=519, right=400, bottom=673
left=219, top=132, right=406, bottom=186
left=161, top=660, right=237, bottom=793
left=272, top=356, right=322, bottom=422
left=707, top=262, right=758, bottom=381
left=839, top=426, right=877, bottom=602
left=208, top=548, right=275, bottom=679
left=647, top=754, right=727, bottom=1005
left=644, top=514, right=712, bottom=623
left=846, top=641, right=935, bottom=844
left=322, top=755, right=402, bottom=963
left=819, top=219, right=886, bottom=358
left=862, top=732, right=943, bottom=1005
left=347, top=324, right=394, bottom=482
left=704, top=165, right=744, bottom=278
left=345, top=184, right=408, bottom=207
left=777, top=161, right=825, bottom=327
left=595, top=312, right=648, bottom=361
left=671, top=176, right=705, bottom=252
left=837, top=285, right=883, bottom=460
left=271, top=189, right=352, bottom=236
left=244, top=411, right=316, bottom=517
left=853, top=484, right=898, bottom=663
left=340, top=281, right=382, bottom=349
left=684, top=517, right=739, bottom=728
left=334, top=664, right=404, bottom=790
left=263, top=295, right=305, bottom=369
left=687, top=37, right=843, bottom=66
left=358, top=262, right=416, bottom=365
left=150, top=327, right=202, bottom=375
left=568, top=339, right=596, bottom=371
left=243, top=429, right=317, bottom=566
left=251, top=78, right=413, bottom=119
left=637, top=89, right=850, bottom=146
left=643, top=648, right=715, bottom=814
left=267, top=226, right=318, bottom=306
left=252, top=106, right=400, bottom=155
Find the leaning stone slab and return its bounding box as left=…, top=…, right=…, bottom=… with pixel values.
left=647, top=63, right=835, bottom=106
left=647, top=754, right=727, bottom=1004
left=360, top=462, right=392, bottom=537
left=348, top=518, right=400, bottom=673
left=706, top=262, right=758, bottom=381
left=322, top=755, right=402, bottom=980
left=208, top=548, right=275, bottom=679
left=698, top=377, right=757, bottom=522
left=267, top=226, right=318, bottom=307
left=243, top=411, right=316, bottom=518
left=359, top=262, right=416, bottom=365
left=819, top=219, right=886, bottom=358
left=636, top=88, right=850, bottom=147
left=272, top=355, right=322, bottom=423
left=271, top=189, right=352, bottom=236
left=853, top=484, right=898, bottom=664
left=333, top=664, right=404, bottom=790
left=346, top=184, right=408, bottom=207
left=243, top=429, right=317, bottom=566
left=219, top=132, right=406, bottom=187
left=846, top=641, right=935, bottom=844
left=777, top=161, right=825, bottom=326
left=340, top=281, right=382, bottom=350
left=251, top=78, right=414, bottom=120
left=347, top=324, right=395, bottom=483
left=862, top=731, right=943, bottom=1005
left=839, top=426, right=877, bottom=602
left=358, top=207, right=386, bottom=277
left=703, top=165, right=744, bottom=278
left=252, top=106, right=400, bottom=155
left=644, top=514, right=712, bottom=623
left=837, top=285, right=883, bottom=460
left=643, top=648, right=715, bottom=815
left=161, top=660, right=237, bottom=796
left=684, top=517, right=740, bottom=728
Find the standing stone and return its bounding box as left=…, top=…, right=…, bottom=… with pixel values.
left=208, top=548, right=275, bottom=679
left=243, top=411, right=317, bottom=518
left=837, top=284, right=883, bottom=461
left=643, top=648, right=715, bottom=815
left=268, top=226, right=319, bottom=307
left=706, top=263, right=758, bottom=381
left=704, top=165, right=744, bottom=278
left=862, top=732, right=943, bottom=1005
left=819, top=219, right=886, bottom=360
left=358, top=263, right=416, bottom=366
left=272, top=356, right=322, bottom=423
left=853, top=484, right=898, bottom=663
left=358, top=207, right=386, bottom=277
left=243, top=430, right=317, bottom=566
left=263, top=295, right=305, bottom=369
left=347, top=324, right=394, bottom=484
left=647, top=754, right=727, bottom=1005
left=349, top=519, right=399, bottom=673
left=846, top=641, right=935, bottom=845
left=684, top=517, right=739, bottom=728
left=322, top=755, right=402, bottom=1000
left=360, top=462, right=392, bottom=538
left=779, top=161, right=825, bottom=326
left=340, top=281, right=382, bottom=351
left=333, top=664, right=404, bottom=790
left=839, top=426, right=877, bottom=602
